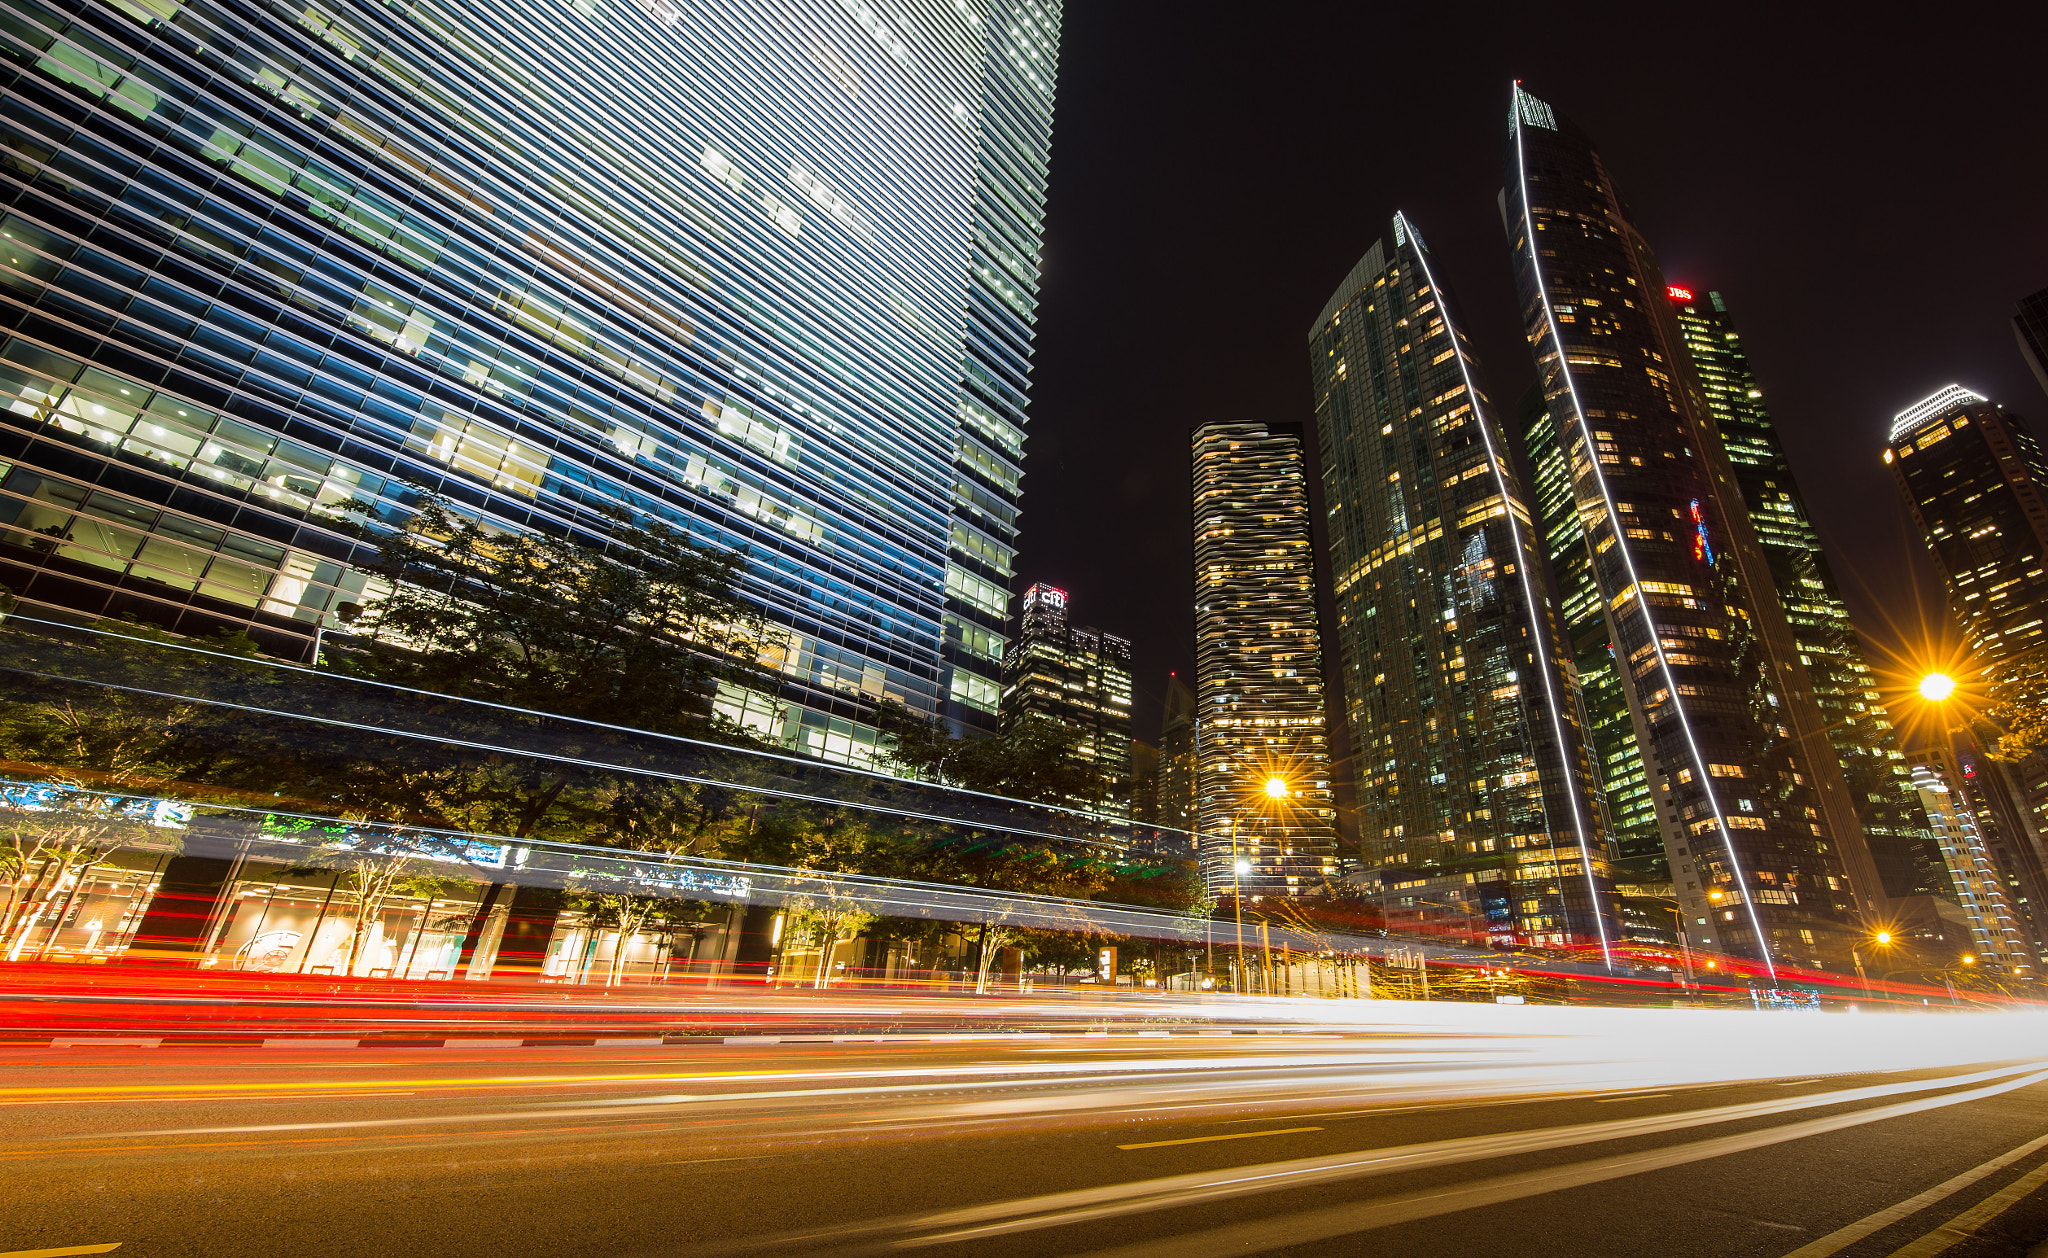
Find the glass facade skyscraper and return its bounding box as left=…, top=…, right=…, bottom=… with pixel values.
left=1506, top=84, right=1881, bottom=977
left=1310, top=215, right=1616, bottom=958
left=1886, top=386, right=2048, bottom=673
left=0, top=0, right=1057, bottom=764
left=1191, top=420, right=1339, bottom=899
left=999, top=581, right=1133, bottom=825
left=1669, top=286, right=1940, bottom=904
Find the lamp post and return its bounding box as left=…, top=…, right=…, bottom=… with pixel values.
left=1228, top=813, right=1246, bottom=995
left=1218, top=774, right=1292, bottom=996
left=1852, top=929, right=1894, bottom=1001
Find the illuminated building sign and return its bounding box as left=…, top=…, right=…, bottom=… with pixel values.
left=1689, top=499, right=1715, bottom=565
left=1667, top=285, right=1694, bottom=301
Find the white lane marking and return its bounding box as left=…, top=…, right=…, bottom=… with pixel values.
left=854, top=1064, right=2048, bottom=1250
left=1883, top=1150, right=2048, bottom=1258
left=1057, top=1070, right=2048, bottom=1258
left=1595, top=1094, right=1672, bottom=1103
left=1780, top=1131, right=2048, bottom=1257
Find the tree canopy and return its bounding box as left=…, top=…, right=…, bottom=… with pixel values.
left=346, top=498, right=772, bottom=737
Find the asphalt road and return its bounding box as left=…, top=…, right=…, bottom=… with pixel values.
left=7, top=1008, right=2048, bottom=1258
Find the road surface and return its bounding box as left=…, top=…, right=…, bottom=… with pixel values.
left=5, top=1002, right=2048, bottom=1257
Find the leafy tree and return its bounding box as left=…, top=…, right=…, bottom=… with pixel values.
left=872, top=702, right=1113, bottom=811
left=272, top=819, right=477, bottom=977
left=1984, top=651, right=2048, bottom=763
left=348, top=498, right=771, bottom=736
left=0, top=790, right=161, bottom=960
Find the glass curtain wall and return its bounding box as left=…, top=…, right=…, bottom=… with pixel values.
left=1310, top=215, right=1617, bottom=960
left=0, top=0, right=1060, bottom=764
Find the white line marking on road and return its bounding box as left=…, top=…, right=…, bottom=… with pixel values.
left=1779, top=1131, right=2048, bottom=1257
left=862, top=1063, right=2048, bottom=1251
left=1595, top=1094, right=1671, bottom=1102
left=1057, top=1070, right=2048, bottom=1258
left=1884, top=1149, right=2048, bottom=1257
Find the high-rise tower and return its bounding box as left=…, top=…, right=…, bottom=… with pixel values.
left=1668, top=287, right=1940, bottom=903
left=1191, top=421, right=1339, bottom=899
left=1155, top=671, right=1197, bottom=856
left=1000, top=582, right=1133, bottom=823
left=0, top=0, right=1058, bottom=763
left=1885, top=386, right=2048, bottom=673
left=1505, top=83, right=1880, bottom=977
left=1310, top=214, right=1616, bottom=959
left=1885, top=385, right=2048, bottom=962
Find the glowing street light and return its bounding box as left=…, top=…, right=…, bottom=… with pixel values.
left=1873, top=931, right=1892, bottom=947
left=1235, top=858, right=1252, bottom=874
left=1962, top=954, right=1978, bottom=966
left=1264, top=776, right=1289, bottom=800
left=1918, top=672, right=1957, bottom=703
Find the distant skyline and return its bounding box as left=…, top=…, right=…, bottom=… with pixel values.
left=1021, top=4, right=2048, bottom=743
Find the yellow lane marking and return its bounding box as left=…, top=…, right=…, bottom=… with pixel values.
left=0, top=1245, right=122, bottom=1256
left=1119, top=1127, right=1323, bottom=1150
left=1594, top=1093, right=1671, bottom=1102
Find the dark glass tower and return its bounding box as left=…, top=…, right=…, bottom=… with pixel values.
left=1668, top=287, right=1942, bottom=903
left=1522, top=386, right=1660, bottom=886
left=1191, top=420, right=1339, bottom=899
left=1886, top=386, right=2048, bottom=671
left=0, top=0, right=1057, bottom=765
left=1505, top=84, right=1881, bottom=978
left=999, top=582, right=1133, bottom=825
left=1155, top=671, right=1196, bottom=856
left=1309, top=214, right=1617, bottom=960
left=1885, top=385, right=2048, bottom=964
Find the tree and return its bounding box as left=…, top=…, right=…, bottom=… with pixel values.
left=873, top=702, right=1113, bottom=811
left=0, top=789, right=161, bottom=960
left=275, top=818, right=478, bottom=977
left=1984, top=650, right=2048, bottom=763
left=349, top=498, right=771, bottom=736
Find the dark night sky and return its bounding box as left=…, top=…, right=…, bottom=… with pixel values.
left=1017, top=3, right=2048, bottom=744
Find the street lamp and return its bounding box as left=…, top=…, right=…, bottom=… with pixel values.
left=1853, top=929, right=1895, bottom=999
left=1223, top=774, right=1291, bottom=996
left=1919, top=672, right=1957, bottom=702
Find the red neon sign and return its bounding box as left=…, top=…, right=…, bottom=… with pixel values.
left=1667, top=285, right=1694, bottom=301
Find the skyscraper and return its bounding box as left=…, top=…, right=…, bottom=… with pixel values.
left=1155, top=671, right=1196, bottom=855
left=999, top=582, right=1133, bottom=822
left=2017, top=287, right=2048, bottom=404
left=1669, top=287, right=1938, bottom=903
left=1885, top=386, right=2048, bottom=673
left=1884, top=384, right=2048, bottom=962
left=1505, top=83, right=1880, bottom=977
left=1906, top=759, right=2033, bottom=976
left=1191, top=421, right=1339, bottom=898
left=0, top=0, right=1057, bottom=765
left=1309, top=215, right=1616, bottom=958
